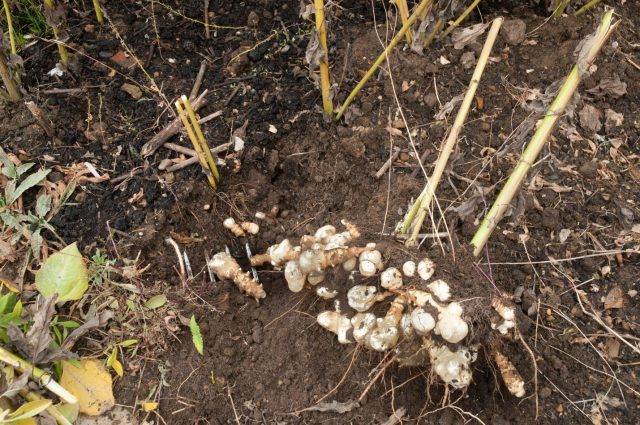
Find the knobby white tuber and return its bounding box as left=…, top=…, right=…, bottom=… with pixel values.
left=430, top=345, right=476, bottom=389
left=359, top=249, right=383, bottom=276
left=347, top=285, right=386, bottom=312
left=417, top=258, right=435, bottom=280
left=402, top=260, right=416, bottom=277
left=411, top=308, right=436, bottom=335
left=491, top=298, right=516, bottom=334
left=427, top=279, right=450, bottom=301
left=434, top=303, right=468, bottom=344
left=317, top=311, right=352, bottom=344
left=494, top=351, right=526, bottom=397
left=223, top=217, right=260, bottom=237
left=316, top=287, right=338, bottom=299
left=209, top=252, right=266, bottom=300
left=380, top=267, right=403, bottom=290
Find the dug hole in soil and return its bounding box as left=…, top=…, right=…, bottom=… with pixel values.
left=2, top=0, right=640, bottom=423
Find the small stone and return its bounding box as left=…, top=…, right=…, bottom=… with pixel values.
left=460, top=51, right=476, bottom=69
left=252, top=327, right=264, bottom=344
left=579, top=104, right=602, bottom=133
left=502, top=19, right=527, bottom=45
left=423, top=92, right=438, bottom=108
left=222, top=347, right=235, bottom=357
left=481, top=122, right=491, bottom=132
left=247, top=11, right=260, bottom=27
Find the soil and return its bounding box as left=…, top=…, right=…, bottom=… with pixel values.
left=1, top=0, right=640, bottom=424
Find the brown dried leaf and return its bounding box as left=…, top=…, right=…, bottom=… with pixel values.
left=61, top=310, right=113, bottom=352
left=604, top=338, right=620, bottom=360
left=120, top=83, right=142, bottom=100
left=604, top=286, right=624, bottom=310
left=586, top=75, right=627, bottom=99
left=7, top=296, right=70, bottom=364
left=451, top=22, right=490, bottom=49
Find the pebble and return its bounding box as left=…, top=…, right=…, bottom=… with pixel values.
left=502, top=19, right=527, bottom=45
left=247, top=11, right=260, bottom=27
left=460, top=51, right=476, bottom=69
left=423, top=92, right=438, bottom=108
left=222, top=346, right=235, bottom=357
left=252, top=327, right=264, bottom=344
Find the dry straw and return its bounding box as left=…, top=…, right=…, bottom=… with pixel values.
left=402, top=17, right=504, bottom=246
left=471, top=10, right=618, bottom=256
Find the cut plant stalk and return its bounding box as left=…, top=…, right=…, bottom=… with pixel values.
left=335, top=0, right=433, bottom=121
left=43, top=0, right=68, bottom=67
left=175, top=95, right=220, bottom=190
left=470, top=10, right=618, bottom=257
left=3, top=0, right=17, bottom=54
left=402, top=17, right=503, bottom=247
left=314, top=0, right=333, bottom=116
left=92, top=0, right=103, bottom=24
left=0, top=49, right=21, bottom=101
left=438, top=0, right=481, bottom=41
left=394, top=0, right=412, bottom=44
left=0, top=346, right=78, bottom=404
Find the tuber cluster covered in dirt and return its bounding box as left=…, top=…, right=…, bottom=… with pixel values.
left=208, top=221, right=526, bottom=395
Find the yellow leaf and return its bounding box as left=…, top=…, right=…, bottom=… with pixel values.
left=106, top=347, right=117, bottom=367
left=142, top=402, right=158, bottom=412
left=111, top=359, right=124, bottom=377
left=11, top=419, right=37, bottom=425
left=8, top=400, right=52, bottom=421
left=60, top=359, right=115, bottom=416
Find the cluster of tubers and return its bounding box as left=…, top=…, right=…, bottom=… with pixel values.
left=209, top=220, right=526, bottom=396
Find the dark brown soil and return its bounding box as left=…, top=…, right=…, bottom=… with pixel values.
left=2, top=0, right=639, bottom=423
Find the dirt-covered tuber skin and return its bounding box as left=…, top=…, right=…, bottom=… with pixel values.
left=209, top=252, right=266, bottom=301
left=223, top=217, right=259, bottom=237
left=494, top=351, right=526, bottom=397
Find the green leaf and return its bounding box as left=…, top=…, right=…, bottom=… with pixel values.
left=35, top=243, right=89, bottom=302
left=118, top=339, right=138, bottom=348
left=30, top=228, right=43, bottom=262
left=35, top=194, right=52, bottom=218
left=189, top=315, right=204, bottom=355
left=7, top=168, right=50, bottom=205
left=144, top=295, right=167, bottom=310
left=0, top=147, right=17, bottom=179
left=4, top=399, right=52, bottom=422
left=15, top=163, right=35, bottom=178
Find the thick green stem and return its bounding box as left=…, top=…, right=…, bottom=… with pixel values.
left=92, top=0, right=103, bottom=24
left=3, top=0, right=17, bottom=54
left=470, top=10, right=618, bottom=256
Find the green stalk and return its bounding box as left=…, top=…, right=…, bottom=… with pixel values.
left=335, top=0, right=433, bottom=121
left=403, top=17, right=503, bottom=246
left=470, top=10, right=618, bottom=257
left=575, top=0, right=601, bottom=16
left=438, top=0, right=481, bottom=41
left=314, top=0, right=332, bottom=116
left=0, top=346, right=78, bottom=404
left=92, top=0, right=103, bottom=24
left=43, top=0, right=68, bottom=67
left=2, top=0, right=17, bottom=54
